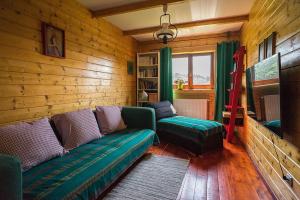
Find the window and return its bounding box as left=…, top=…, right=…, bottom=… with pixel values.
left=172, top=53, right=214, bottom=89
left=172, top=57, right=189, bottom=84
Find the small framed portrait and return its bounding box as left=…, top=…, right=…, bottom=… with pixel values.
left=266, top=32, right=276, bottom=58
left=127, top=61, right=134, bottom=75
left=258, top=41, right=265, bottom=62
left=42, top=22, right=65, bottom=58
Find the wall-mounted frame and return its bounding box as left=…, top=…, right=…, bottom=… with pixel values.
left=258, top=32, right=276, bottom=61
left=42, top=22, right=65, bottom=58
left=127, top=61, right=134, bottom=75
left=258, top=41, right=265, bottom=62
left=266, top=32, right=276, bottom=58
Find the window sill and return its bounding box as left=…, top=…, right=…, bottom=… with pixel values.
left=173, top=88, right=214, bottom=94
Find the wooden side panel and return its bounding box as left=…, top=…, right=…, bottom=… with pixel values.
left=0, top=0, right=137, bottom=125
left=240, top=0, right=300, bottom=199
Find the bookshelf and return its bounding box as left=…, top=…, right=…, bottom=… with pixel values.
left=137, top=52, right=160, bottom=106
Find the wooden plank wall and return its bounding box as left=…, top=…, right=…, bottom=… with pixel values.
left=0, top=0, right=137, bottom=125
left=138, top=31, right=240, bottom=53
left=138, top=32, right=240, bottom=120
left=240, top=0, right=300, bottom=199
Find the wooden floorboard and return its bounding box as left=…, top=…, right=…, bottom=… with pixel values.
left=148, top=139, right=275, bottom=200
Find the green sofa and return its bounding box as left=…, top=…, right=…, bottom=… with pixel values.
left=0, top=107, right=158, bottom=200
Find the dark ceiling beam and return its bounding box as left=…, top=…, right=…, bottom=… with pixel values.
left=123, top=14, right=249, bottom=35
left=92, top=0, right=184, bottom=18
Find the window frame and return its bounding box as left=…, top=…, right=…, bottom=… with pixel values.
left=172, top=52, right=214, bottom=90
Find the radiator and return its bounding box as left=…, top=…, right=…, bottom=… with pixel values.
left=173, top=99, right=208, bottom=119
left=263, top=94, right=280, bottom=121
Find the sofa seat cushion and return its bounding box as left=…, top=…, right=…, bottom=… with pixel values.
left=157, top=116, right=224, bottom=154
left=158, top=116, right=224, bottom=141
left=22, top=129, right=156, bottom=200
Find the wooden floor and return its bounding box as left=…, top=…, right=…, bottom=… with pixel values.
left=148, top=139, right=275, bottom=200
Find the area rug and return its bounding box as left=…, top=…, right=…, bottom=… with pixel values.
left=103, top=154, right=189, bottom=200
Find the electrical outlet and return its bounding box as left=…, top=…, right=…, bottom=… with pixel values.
left=283, top=173, right=293, bottom=187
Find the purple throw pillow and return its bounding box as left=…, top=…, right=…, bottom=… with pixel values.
left=52, top=109, right=102, bottom=150
left=0, top=118, right=64, bottom=171
left=96, top=106, right=127, bottom=134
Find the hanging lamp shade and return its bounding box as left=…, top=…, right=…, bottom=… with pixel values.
left=153, top=4, right=178, bottom=44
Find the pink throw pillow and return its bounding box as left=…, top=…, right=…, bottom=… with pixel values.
left=0, top=118, right=64, bottom=171
left=96, top=106, right=127, bottom=134
left=52, top=109, right=102, bottom=150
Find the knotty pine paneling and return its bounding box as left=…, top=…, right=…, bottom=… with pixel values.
left=240, top=0, right=300, bottom=199
left=0, top=0, right=137, bottom=125
left=137, top=32, right=240, bottom=53
left=138, top=32, right=240, bottom=120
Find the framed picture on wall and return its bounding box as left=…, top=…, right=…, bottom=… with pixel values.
left=266, top=32, right=276, bottom=58
left=42, top=22, right=65, bottom=58
left=258, top=32, right=276, bottom=61
left=258, top=41, right=265, bottom=61
left=127, top=61, right=134, bottom=75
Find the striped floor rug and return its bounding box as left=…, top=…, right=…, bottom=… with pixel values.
left=103, top=154, right=189, bottom=200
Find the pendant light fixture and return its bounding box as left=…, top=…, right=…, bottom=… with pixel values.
left=153, top=4, right=178, bottom=44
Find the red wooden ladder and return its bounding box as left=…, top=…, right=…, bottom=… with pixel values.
left=225, top=46, right=246, bottom=142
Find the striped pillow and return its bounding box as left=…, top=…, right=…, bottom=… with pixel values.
left=0, top=118, right=64, bottom=171
left=52, top=109, right=102, bottom=150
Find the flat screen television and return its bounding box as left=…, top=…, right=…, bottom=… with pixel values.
left=246, top=53, right=282, bottom=137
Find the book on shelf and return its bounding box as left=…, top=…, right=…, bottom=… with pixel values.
left=137, top=91, right=158, bottom=103
left=148, top=93, right=158, bottom=103
left=139, top=55, right=158, bottom=66
left=138, top=80, right=158, bottom=90
left=139, top=68, right=158, bottom=77
left=137, top=52, right=160, bottom=106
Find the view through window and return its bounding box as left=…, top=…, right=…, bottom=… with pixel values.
left=172, top=57, right=188, bottom=84
left=172, top=53, right=213, bottom=89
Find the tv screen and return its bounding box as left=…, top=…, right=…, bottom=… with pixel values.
left=246, top=53, right=282, bottom=137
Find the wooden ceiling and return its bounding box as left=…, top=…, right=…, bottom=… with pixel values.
left=123, top=14, right=248, bottom=35
left=92, top=0, right=184, bottom=17
left=77, top=0, right=253, bottom=40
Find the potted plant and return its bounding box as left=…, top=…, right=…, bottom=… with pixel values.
left=174, top=79, right=185, bottom=90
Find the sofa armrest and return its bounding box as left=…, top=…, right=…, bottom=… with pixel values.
left=122, top=107, right=156, bottom=131
left=0, top=154, right=22, bottom=200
